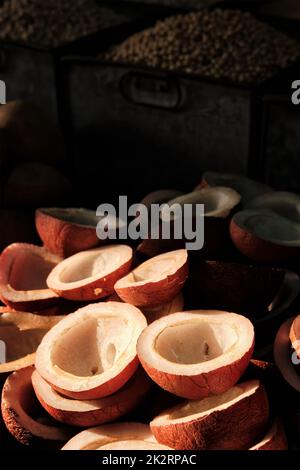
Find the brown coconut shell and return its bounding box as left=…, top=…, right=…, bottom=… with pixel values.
left=150, top=380, right=269, bottom=450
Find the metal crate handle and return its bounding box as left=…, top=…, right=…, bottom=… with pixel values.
left=120, top=71, right=182, bottom=110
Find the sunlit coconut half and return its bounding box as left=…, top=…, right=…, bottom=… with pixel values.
left=0, top=310, right=63, bottom=375
left=1, top=366, right=72, bottom=447
left=230, top=210, right=300, bottom=262
left=289, top=314, right=300, bottom=359
left=35, top=302, right=147, bottom=399
left=115, top=250, right=188, bottom=308
left=250, top=419, right=288, bottom=450
left=47, top=245, right=133, bottom=301
left=62, top=422, right=157, bottom=450
left=197, top=171, right=272, bottom=205
left=247, top=191, right=300, bottom=224
left=274, top=317, right=300, bottom=392
left=0, top=243, right=62, bottom=311
left=186, top=260, right=285, bottom=315
left=36, top=208, right=101, bottom=257
left=137, top=310, right=254, bottom=399
left=32, top=367, right=151, bottom=427
left=160, top=188, right=241, bottom=257
left=150, top=380, right=269, bottom=450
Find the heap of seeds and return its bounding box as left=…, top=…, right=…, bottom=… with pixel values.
left=104, top=9, right=300, bottom=83
left=0, top=0, right=132, bottom=47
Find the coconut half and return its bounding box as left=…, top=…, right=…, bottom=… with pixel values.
left=35, top=302, right=147, bottom=399
left=197, top=172, right=272, bottom=205
left=36, top=208, right=101, bottom=257
left=115, top=250, right=188, bottom=308
left=137, top=310, right=254, bottom=399
left=0, top=243, right=62, bottom=311
left=1, top=366, right=71, bottom=447
left=0, top=310, right=63, bottom=375
left=274, top=317, right=300, bottom=392
left=47, top=245, right=133, bottom=301
left=230, top=210, right=300, bottom=262
left=32, top=367, right=151, bottom=427
left=247, top=191, right=300, bottom=224
left=250, top=419, right=288, bottom=450
left=62, top=422, right=157, bottom=450
left=150, top=380, right=269, bottom=450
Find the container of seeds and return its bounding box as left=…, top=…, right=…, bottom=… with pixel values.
left=62, top=8, right=300, bottom=205
left=0, top=0, right=142, bottom=121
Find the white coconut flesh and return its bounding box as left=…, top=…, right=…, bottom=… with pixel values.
left=137, top=311, right=254, bottom=374
left=35, top=302, right=147, bottom=392
left=274, top=317, right=300, bottom=392
left=47, top=245, right=132, bottom=289
left=0, top=312, right=63, bottom=373
left=153, top=381, right=259, bottom=424
left=97, top=440, right=171, bottom=450
left=2, top=367, right=69, bottom=440
left=117, top=250, right=187, bottom=287
left=62, top=423, right=156, bottom=450
left=0, top=244, right=60, bottom=300
left=202, top=172, right=272, bottom=204
left=248, top=192, right=300, bottom=224
left=234, top=210, right=300, bottom=247
left=160, top=187, right=241, bottom=221
left=39, top=208, right=99, bottom=228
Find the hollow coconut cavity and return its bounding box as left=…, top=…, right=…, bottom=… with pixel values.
left=1, top=366, right=71, bottom=446
left=115, top=249, right=188, bottom=308
left=31, top=368, right=151, bottom=427
left=198, top=171, right=272, bottom=205
left=150, top=380, right=269, bottom=450
left=36, top=208, right=102, bottom=257
left=274, top=317, right=300, bottom=392
left=137, top=310, right=254, bottom=399
left=0, top=243, right=61, bottom=310
left=232, top=210, right=300, bottom=247
left=46, top=245, right=133, bottom=301
left=0, top=310, right=63, bottom=374
left=247, top=192, right=300, bottom=224
left=35, top=302, right=147, bottom=399
left=62, top=423, right=156, bottom=450
left=160, top=187, right=241, bottom=222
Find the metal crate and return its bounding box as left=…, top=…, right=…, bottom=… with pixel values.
left=62, top=55, right=270, bottom=206
left=0, top=4, right=142, bottom=123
